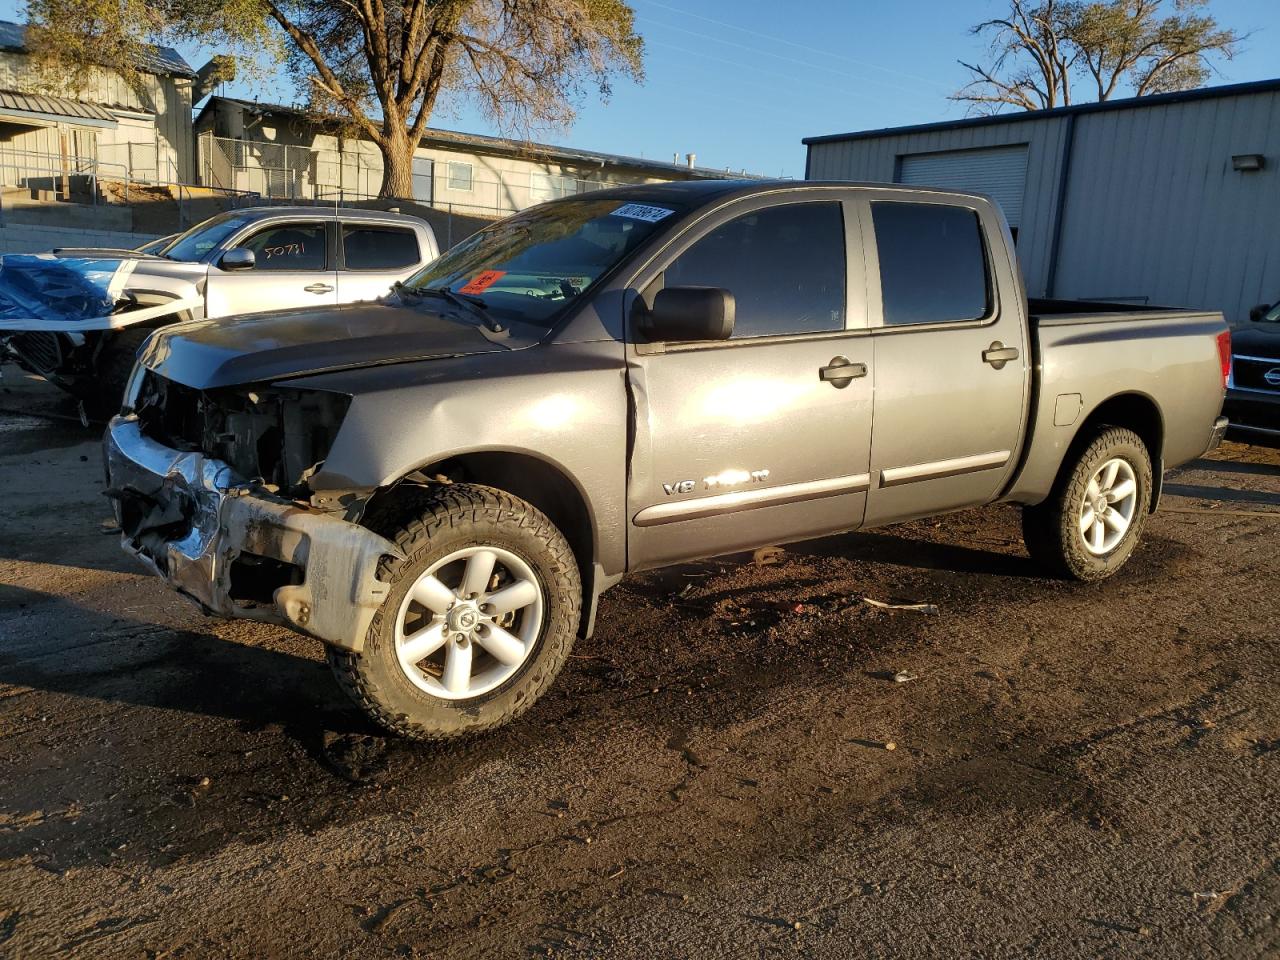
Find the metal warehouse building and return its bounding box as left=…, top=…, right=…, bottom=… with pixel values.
left=804, top=79, right=1280, bottom=326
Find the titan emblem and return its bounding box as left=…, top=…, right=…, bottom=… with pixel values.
left=663, top=469, right=771, bottom=496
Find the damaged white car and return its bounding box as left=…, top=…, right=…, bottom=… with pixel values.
left=0, top=206, right=438, bottom=410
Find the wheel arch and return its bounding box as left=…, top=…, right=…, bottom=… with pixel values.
left=1062, top=391, right=1165, bottom=512
left=361, top=449, right=603, bottom=638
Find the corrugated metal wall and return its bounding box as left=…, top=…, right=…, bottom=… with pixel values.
left=1053, top=89, right=1280, bottom=324
left=806, top=115, right=1070, bottom=297
left=806, top=86, right=1280, bottom=324
left=898, top=144, right=1030, bottom=227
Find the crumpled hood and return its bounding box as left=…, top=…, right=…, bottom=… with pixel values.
left=139, top=300, right=538, bottom=390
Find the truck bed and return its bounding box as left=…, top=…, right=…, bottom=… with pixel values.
left=1005, top=298, right=1227, bottom=506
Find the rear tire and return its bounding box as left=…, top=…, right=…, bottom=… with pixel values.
left=328, top=484, right=581, bottom=741
left=1022, top=426, right=1153, bottom=582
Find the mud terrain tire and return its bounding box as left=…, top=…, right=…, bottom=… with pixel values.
left=328, top=484, right=580, bottom=741
left=1022, top=426, right=1153, bottom=582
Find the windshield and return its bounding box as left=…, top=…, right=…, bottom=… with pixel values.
left=161, top=214, right=253, bottom=263
left=405, top=198, right=681, bottom=326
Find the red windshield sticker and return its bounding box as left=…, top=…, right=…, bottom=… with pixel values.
left=459, top=270, right=506, bottom=294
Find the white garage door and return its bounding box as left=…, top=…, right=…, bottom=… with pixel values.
left=897, top=145, right=1029, bottom=228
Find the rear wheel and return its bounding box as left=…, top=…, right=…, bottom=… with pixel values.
left=328, top=484, right=581, bottom=740
left=1022, top=426, right=1153, bottom=581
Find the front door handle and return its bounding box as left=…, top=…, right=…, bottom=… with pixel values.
left=819, top=356, right=868, bottom=389
left=304, top=283, right=335, bottom=294
left=983, top=341, right=1019, bottom=369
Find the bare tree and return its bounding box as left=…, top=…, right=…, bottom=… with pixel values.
left=25, top=0, right=644, bottom=198
left=953, top=0, right=1242, bottom=114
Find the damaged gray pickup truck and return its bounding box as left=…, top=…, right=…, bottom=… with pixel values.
left=104, top=180, right=1231, bottom=740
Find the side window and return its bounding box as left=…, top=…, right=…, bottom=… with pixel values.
left=342, top=225, right=421, bottom=271
left=237, top=223, right=327, bottom=271
left=872, top=202, right=990, bottom=326
left=663, top=202, right=845, bottom=339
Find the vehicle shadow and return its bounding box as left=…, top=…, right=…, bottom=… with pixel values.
left=791, top=528, right=1041, bottom=579
left=1162, top=482, right=1280, bottom=508
left=1186, top=457, right=1280, bottom=478
left=0, top=582, right=376, bottom=744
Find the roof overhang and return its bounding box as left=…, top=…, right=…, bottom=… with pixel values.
left=0, top=90, right=118, bottom=129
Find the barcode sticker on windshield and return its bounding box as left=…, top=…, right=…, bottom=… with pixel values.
left=612, top=203, right=674, bottom=223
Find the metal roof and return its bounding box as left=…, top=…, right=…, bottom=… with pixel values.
left=803, top=76, right=1280, bottom=147
left=0, top=88, right=118, bottom=126
left=199, top=96, right=754, bottom=180
left=0, top=19, right=195, bottom=79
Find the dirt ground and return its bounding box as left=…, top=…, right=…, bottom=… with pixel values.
left=0, top=366, right=1277, bottom=959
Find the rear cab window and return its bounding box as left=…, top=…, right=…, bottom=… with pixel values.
left=342, top=224, right=421, bottom=271
left=871, top=202, right=990, bottom=326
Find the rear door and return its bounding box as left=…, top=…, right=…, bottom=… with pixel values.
left=205, top=219, right=337, bottom=318
left=336, top=222, right=429, bottom=303
left=859, top=192, right=1030, bottom=527
left=625, top=192, right=876, bottom=570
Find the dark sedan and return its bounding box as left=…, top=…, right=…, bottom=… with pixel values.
left=1224, top=301, right=1280, bottom=446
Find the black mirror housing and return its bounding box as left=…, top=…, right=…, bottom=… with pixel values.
left=643, top=286, right=735, bottom=342
left=1249, top=303, right=1272, bottom=323
left=220, top=248, right=256, bottom=271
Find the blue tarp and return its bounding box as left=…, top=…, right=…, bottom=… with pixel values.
left=0, top=255, right=124, bottom=324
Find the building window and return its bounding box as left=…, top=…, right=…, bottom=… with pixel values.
left=447, top=161, right=473, bottom=192
left=530, top=172, right=579, bottom=203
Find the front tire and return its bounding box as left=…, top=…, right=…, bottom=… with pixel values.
left=328, top=484, right=581, bottom=741
left=1022, top=426, right=1153, bottom=582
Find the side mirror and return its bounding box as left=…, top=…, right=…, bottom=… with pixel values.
left=220, top=248, right=256, bottom=271
left=642, top=286, right=735, bottom=342
left=1249, top=303, right=1273, bottom=322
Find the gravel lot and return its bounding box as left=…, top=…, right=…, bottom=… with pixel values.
left=0, top=367, right=1277, bottom=959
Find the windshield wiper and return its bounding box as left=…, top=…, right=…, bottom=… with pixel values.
left=414, top=285, right=507, bottom=333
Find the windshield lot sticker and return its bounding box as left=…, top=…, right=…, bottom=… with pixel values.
left=459, top=270, right=507, bottom=294
left=612, top=203, right=674, bottom=223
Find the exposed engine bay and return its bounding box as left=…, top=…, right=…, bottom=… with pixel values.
left=131, top=370, right=351, bottom=499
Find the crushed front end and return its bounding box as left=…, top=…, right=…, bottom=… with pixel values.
left=104, top=370, right=401, bottom=650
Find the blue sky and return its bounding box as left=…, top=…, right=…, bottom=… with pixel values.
left=4, top=0, right=1278, bottom=177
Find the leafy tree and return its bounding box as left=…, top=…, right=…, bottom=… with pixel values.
left=953, top=0, right=1242, bottom=113
left=24, top=0, right=644, bottom=198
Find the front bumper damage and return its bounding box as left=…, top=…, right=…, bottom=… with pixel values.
left=104, top=415, right=402, bottom=651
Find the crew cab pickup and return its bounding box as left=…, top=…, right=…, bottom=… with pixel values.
left=103, top=180, right=1231, bottom=740
left=1, top=206, right=437, bottom=407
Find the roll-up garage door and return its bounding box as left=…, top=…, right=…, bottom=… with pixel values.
left=897, top=145, right=1029, bottom=228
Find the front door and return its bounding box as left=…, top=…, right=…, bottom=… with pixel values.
left=859, top=194, right=1030, bottom=527
left=205, top=220, right=338, bottom=318
left=626, top=195, right=875, bottom=570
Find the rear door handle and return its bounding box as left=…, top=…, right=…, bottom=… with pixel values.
left=983, top=341, right=1019, bottom=369
left=819, top=356, right=868, bottom=388
left=304, top=283, right=334, bottom=294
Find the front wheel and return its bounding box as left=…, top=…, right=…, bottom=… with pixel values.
left=1022, top=426, right=1153, bottom=582
left=328, top=484, right=581, bottom=741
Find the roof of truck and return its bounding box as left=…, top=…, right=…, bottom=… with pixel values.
left=225, top=206, right=432, bottom=224
left=564, top=178, right=993, bottom=205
